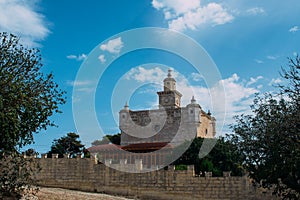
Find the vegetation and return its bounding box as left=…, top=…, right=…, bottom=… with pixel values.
left=172, top=137, right=245, bottom=176
left=230, top=56, right=300, bottom=199
left=0, top=33, right=66, bottom=152
left=91, top=133, right=121, bottom=146
left=0, top=153, right=40, bottom=199
left=0, top=32, right=65, bottom=198
left=48, top=132, right=86, bottom=158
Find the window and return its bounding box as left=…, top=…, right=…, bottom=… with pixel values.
left=190, top=110, right=194, bottom=114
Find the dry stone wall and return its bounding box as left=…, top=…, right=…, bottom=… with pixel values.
left=35, top=157, right=277, bottom=200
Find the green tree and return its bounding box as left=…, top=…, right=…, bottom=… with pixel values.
left=0, top=33, right=66, bottom=152
left=48, top=132, right=85, bottom=158
left=172, top=137, right=245, bottom=176
left=0, top=32, right=65, bottom=198
left=230, top=56, right=300, bottom=199
left=0, top=153, right=40, bottom=199
left=91, top=133, right=121, bottom=146
left=23, top=148, right=38, bottom=157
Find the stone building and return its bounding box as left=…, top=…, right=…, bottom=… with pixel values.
left=89, top=69, right=216, bottom=168
left=119, top=69, right=216, bottom=146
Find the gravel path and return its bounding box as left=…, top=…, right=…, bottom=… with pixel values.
left=32, top=187, right=133, bottom=200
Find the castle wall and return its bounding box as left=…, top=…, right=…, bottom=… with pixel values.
left=198, top=113, right=215, bottom=138
left=120, top=108, right=182, bottom=145
left=120, top=107, right=215, bottom=146
left=35, top=157, right=277, bottom=200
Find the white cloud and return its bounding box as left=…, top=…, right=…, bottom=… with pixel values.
left=293, top=52, right=298, bottom=57
left=267, top=55, right=277, bottom=60
left=255, top=59, right=264, bottom=64
left=66, top=54, right=87, bottom=61
left=152, top=0, right=201, bottom=15
left=98, top=54, right=106, bottom=63
left=100, top=37, right=124, bottom=54
left=191, top=72, right=203, bottom=81
left=124, top=67, right=260, bottom=134
left=246, top=7, right=265, bottom=15
left=247, top=76, right=263, bottom=86
left=289, top=26, right=299, bottom=33
left=268, top=78, right=282, bottom=86
left=217, top=74, right=259, bottom=121
left=66, top=80, right=92, bottom=87
left=0, top=0, right=50, bottom=46
left=152, top=0, right=233, bottom=32
left=125, top=67, right=166, bottom=83
left=67, top=80, right=95, bottom=103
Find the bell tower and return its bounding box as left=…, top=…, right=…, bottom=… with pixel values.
left=157, top=69, right=182, bottom=109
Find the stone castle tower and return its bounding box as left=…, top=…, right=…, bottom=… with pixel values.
left=119, top=69, right=216, bottom=146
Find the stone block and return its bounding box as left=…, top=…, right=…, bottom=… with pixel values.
left=52, top=154, right=59, bottom=158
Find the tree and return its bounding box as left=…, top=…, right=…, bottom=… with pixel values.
left=23, top=148, right=38, bottom=157
left=91, top=133, right=121, bottom=146
left=0, top=33, right=66, bottom=152
left=230, top=56, right=300, bottom=199
left=0, top=153, right=40, bottom=199
left=172, top=137, right=245, bottom=176
left=48, top=132, right=85, bottom=158
left=0, top=32, right=65, bottom=198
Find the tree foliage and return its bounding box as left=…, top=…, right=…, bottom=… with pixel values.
left=48, top=132, right=85, bottom=158
left=172, top=137, right=245, bottom=176
left=0, top=32, right=66, bottom=152
left=0, top=32, right=65, bottom=198
left=91, top=133, right=121, bottom=146
left=230, top=56, right=300, bottom=199
left=0, top=153, right=39, bottom=199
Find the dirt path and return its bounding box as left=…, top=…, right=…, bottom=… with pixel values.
left=34, top=187, right=133, bottom=200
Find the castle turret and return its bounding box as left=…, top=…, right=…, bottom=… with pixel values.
left=157, top=69, right=182, bottom=109
left=163, top=69, right=176, bottom=91
left=119, top=102, right=130, bottom=130
left=186, top=96, right=201, bottom=124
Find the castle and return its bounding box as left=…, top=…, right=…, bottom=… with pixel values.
left=120, top=69, right=216, bottom=146
left=88, top=69, right=216, bottom=168
left=36, top=70, right=276, bottom=200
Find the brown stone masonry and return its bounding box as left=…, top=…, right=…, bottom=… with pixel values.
left=35, top=156, right=277, bottom=200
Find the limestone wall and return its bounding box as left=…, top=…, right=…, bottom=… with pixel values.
left=35, top=157, right=277, bottom=200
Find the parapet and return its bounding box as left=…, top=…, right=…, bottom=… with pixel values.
left=38, top=155, right=234, bottom=177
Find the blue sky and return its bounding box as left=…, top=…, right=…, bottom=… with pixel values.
left=0, top=0, right=299, bottom=153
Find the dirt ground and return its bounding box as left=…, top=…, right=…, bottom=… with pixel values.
left=32, top=187, right=133, bottom=200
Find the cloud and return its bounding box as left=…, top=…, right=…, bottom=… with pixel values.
left=66, top=54, right=87, bottom=61
left=125, top=67, right=166, bottom=83
left=191, top=72, right=203, bottom=81
left=0, top=0, right=50, bottom=46
left=246, top=7, right=265, bottom=15
left=152, top=0, right=233, bottom=32
left=216, top=74, right=259, bottom=124
left=247, top=76, right=263, bottom=86
left=98, top=54, right=106, bottom=63
left=289, top=26, right=299, bottom=33
left=268, top=78, right=282, bottom=86
left=67, top=80, right=95, bottom=103
left=267, top=55, right=277, bottom=60
left=66, top=80, right=92, bottom=87
left=255, top=59, right=264, bottom=64
left=293, top=52, right=298, bottom=57
left=124, top=67, right=260, bottom=134
left=100, top=37, right=124, bottom=54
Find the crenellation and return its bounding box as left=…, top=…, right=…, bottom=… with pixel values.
left=34, top=157, right=277, bottom=200
left=52, top=154, right=59, bottom=158
left=63, top=153, right=70, bottom=158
